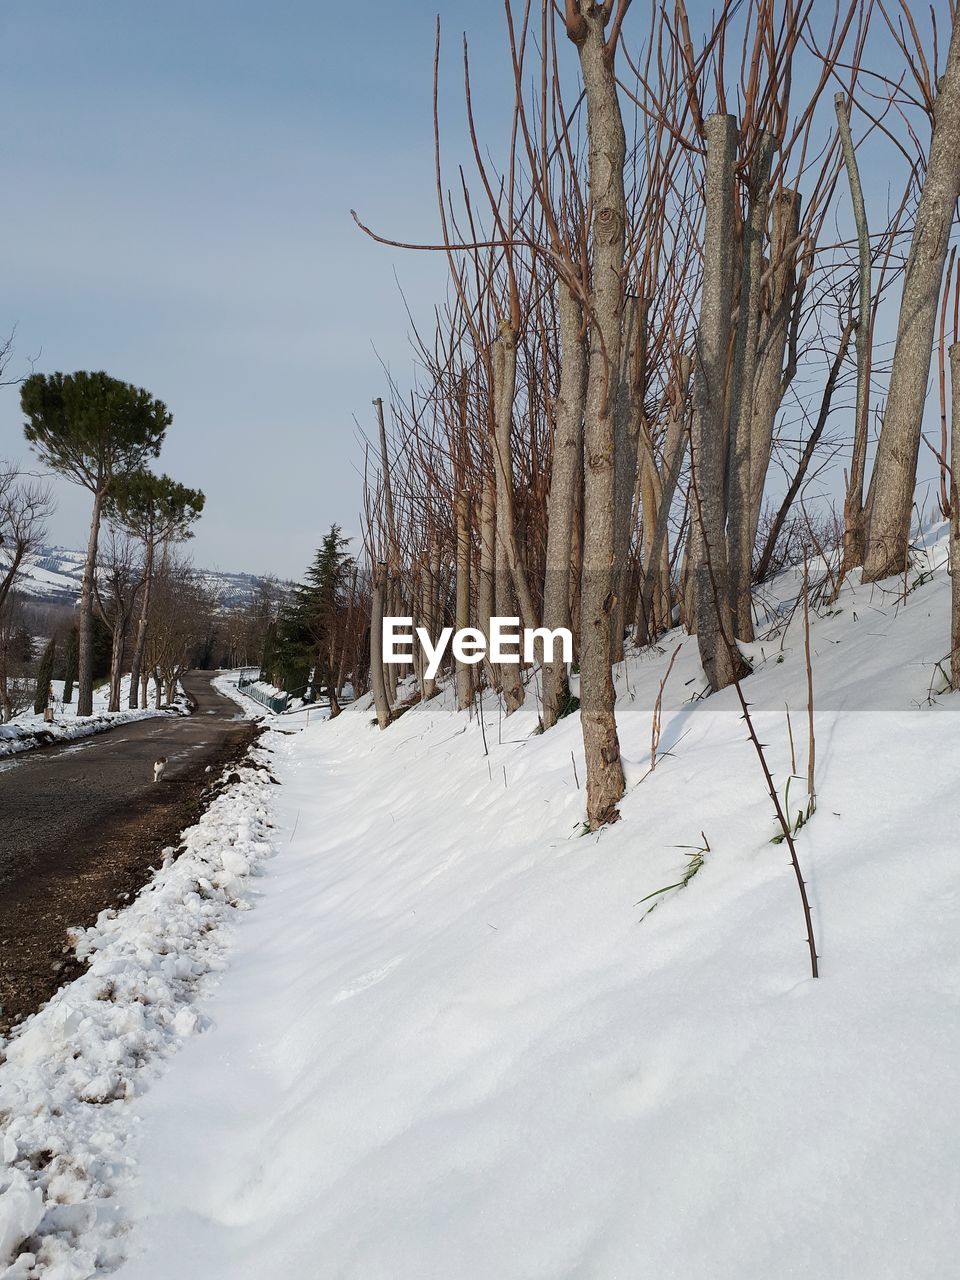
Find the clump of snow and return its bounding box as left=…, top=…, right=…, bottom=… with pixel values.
left=0, top=678, right=188, bottom=761
left=0, top=747, right=275, bottom=1277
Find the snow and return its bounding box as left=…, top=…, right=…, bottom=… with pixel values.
left=7, top=548, right=282, bottom=611
left=2, top=536, right=960, bottom=1277
left=216, top=670, right=335, bottom=720
left=0, top=679, right=188, bottom=761
left=211, top=672, right=269, bottom=720
left=0, top=747, right=277, bottom=1277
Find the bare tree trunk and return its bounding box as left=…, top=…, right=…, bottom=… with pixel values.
left=542, top=283, right=586, bottom=729
left=864, top=18, right=960, bottom=581
left=569, top=444, right=584, bottom=653
left=691, top=113, right=750, bottom=691
left=611, top=296, right=643, bottom=661
left=375, top=397, right=399, bottom=704
left=727, top=133, right=774, bottom=640
left=636, top=354, right=692, bottom=644
left=477, top=475, right=497, bottom=693
left=454, top=491, right=474, bottom=710
left=128, top=536, right=155, bottom=708
left=568, top=3, right=628, bottom=827
left=745, top=189, right=801, bottom=564
left=950, top=343, right=960, bottom=687
left=835, top=94, right=872, bottom=575
left=77, top=489, right=105, bottom=716
left=491, top=329, right=528, bottom=712
left=370, top=570, right=392, bottom=729
left=491, top=325, right=539, bottom=635
left=140, top=669, right=149, bottom=709
left=495, top=540, right=524, bottom=711
left=424, top=541, right=442, bottom=700
left=108, top=618, right=125, bottom=712
left=384, top=575, right=399, bottom=703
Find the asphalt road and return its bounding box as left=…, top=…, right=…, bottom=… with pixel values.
left=0, top=671, right=261, bottom=1031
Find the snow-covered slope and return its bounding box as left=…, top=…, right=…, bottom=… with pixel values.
left=2, top=537, right=959, bottom=1278
left=8, top=547, right=284, bottom=611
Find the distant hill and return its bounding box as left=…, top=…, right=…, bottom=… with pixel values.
left=11, top=545, right=284, bottom=612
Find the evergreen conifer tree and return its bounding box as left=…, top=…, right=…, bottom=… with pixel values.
left=299, top=526, right=353, bottom=713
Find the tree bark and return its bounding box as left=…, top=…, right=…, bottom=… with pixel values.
left=864, top=18, right=960, bottom=581
left=611, top=295, right=644, bottom=661
left=108, top=617, right=125, bottom=713
left=835, top=94, right=873, bottom=575
left=128, top=534, right=155, bottom=708
left=745, top=189, right=801, bottom=566
left=691, top=113, right=750, bottom=691
left=542, top=282, right=586, bottom=729
left=477, top=474, right=498, bottom=695
left=454, top=490, right=474, bottom=711
left=491, top=324, right=539, bottom=635
left=568, top=3, right=628, bottom=827
left=950, top=343, right=960, bottom=687
left=636, top=354, right=692, bottom=644
left=416, top=551, right=437, bottom=700
left=491, top=328, right=529, bottom=712
left=370, top=570, right=392, bottom=729
left=727, top=133, right=774, bottom=640
left=76, top=488, right=105, bottom=717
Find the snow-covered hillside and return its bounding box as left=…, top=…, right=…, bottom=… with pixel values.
left=2, top=538, right=959, bottom=1278
left=9, top=547, right=280, bottom=611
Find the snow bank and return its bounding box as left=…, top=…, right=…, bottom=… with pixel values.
left=211, top=672, right=270, bottom=720
left=108, top=542, right=960, bottom=1279
left=214, top=670, right=329, bottom=721
left=0, top=679, right=188, bottom=761
left=0, top=745, right=275, bottom=1278
left=5, top=541, right=960, bottom=1278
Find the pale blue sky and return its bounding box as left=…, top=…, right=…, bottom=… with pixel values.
left=0, top=0, right=507, bottom=578
left=0, top=3, right=946, bottom=580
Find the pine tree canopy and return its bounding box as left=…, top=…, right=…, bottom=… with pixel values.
left=107, top=470, right=205, bottom=544
left=20, top=371, right=171, bottom=493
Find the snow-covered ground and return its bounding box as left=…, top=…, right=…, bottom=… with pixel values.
left=0, top=744, right=277, bottom=1278
left=2, top=537, right=959, bottom=1278
left=0, top=679, right=188, bottom=761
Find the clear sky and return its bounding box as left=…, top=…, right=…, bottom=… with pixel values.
left=0, top=3, right=946, bottom=582
left=0, top=0, right=508, bottom=579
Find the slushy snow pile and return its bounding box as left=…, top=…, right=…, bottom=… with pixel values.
left=0, top=679, right=188, bottom=761
left=0, top=748, right=276, bottom=1278
left=3, top=533, right=960, bottom=1278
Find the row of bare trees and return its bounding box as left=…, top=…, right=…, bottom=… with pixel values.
left=350, top=0, right=959, bottom=829
left=1, top=458, right=213, bottom=720
left=0, top=463, right=53, bottom=719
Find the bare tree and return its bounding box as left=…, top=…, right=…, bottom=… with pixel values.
left=864, top=11, right=960, bottom=581
left=564, top=0, right=631, bottom=828
left=690, top=113, right=750, bottom=691
left=0, top=465, right=52, bottom=618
